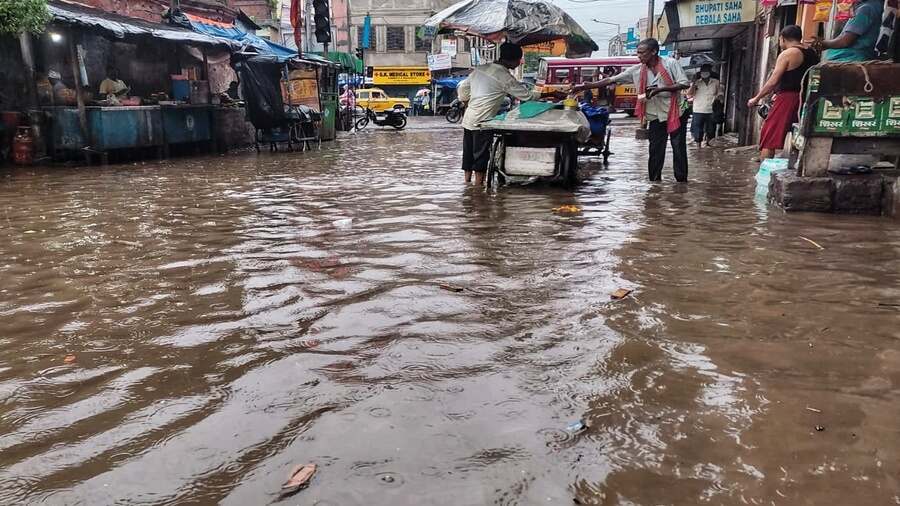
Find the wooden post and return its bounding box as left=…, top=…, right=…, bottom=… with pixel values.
left=68, top=30, right=90, bottom=154
left=18, top=32, right=39, bottom=108
left=799, top=137, right=834, bottom=176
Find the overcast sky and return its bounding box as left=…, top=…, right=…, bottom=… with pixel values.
left=551, top=0, right=663, bottom=55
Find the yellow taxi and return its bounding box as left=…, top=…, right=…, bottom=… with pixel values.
left=356, top=88, right=411, bottom=113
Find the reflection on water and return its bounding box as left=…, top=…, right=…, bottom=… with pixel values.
left=1, top=120, right=899, bottom=505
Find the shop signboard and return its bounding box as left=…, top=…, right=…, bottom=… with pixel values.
left=427, top=54, right=452, bottom=71
left=441, top=38, right=458, bottom=56
left=678, top=0, right=756, bottom=26
left=373, top=67, right=432, bottom=85
left=282, top=69, right=320, bottom=110
left=522, top=40, right=567, bottom=56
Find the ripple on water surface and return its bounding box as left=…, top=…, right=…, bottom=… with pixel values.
left=1, top=120, right=899, bottom=505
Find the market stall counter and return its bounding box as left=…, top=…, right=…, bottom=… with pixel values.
left=46, top=104, right=219, bottom=162
left=47, top=105, right=164, bottom=162
left=160, top=104, right=213, bottom=156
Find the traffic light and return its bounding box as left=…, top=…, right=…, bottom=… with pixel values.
left=355, top=47, right=364, bottom=59
left=313, top=0, right=331, bottom=44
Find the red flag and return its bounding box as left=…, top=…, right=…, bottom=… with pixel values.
left=291, top=0, right=302, bottom=50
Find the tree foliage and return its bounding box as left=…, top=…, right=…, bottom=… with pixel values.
left=0, top=0, right=51, bottom=35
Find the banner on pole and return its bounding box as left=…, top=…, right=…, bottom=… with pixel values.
left=290, top=0, right=302, bottom=50
left=362, top=15, right=372, bottom=48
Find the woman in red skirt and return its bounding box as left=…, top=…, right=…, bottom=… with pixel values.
left=748, top=25, right=819, bottom=160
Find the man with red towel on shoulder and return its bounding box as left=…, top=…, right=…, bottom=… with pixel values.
left=748, top=25, right=819, bottom=161
left=572, top=39, right=690, bottom=182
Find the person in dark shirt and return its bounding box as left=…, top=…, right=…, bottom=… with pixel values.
left=748, top=25, right=818, bottom=161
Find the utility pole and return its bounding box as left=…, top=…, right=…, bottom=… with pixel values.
left=305, top=0, right=313, bottom=53
left=646, top=0, right=655, bottom=39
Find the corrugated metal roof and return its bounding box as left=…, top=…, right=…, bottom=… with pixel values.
left=47, top=0, right=236, bottom=48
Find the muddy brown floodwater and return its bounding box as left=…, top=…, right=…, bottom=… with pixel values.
left=1, top=117, right=899, bottom=505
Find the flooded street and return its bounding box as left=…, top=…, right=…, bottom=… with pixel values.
left=1, top=117, right=899, bottom=505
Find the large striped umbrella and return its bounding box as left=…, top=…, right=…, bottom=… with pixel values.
left=421, top=0, right=598, bottom=59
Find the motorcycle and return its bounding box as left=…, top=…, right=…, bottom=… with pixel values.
left=445, top=99, right=465, bottom=123
left=355, top=108, right=407, bottom=131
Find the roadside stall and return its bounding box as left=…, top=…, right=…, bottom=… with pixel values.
left=41, top=0, right=235, bottom=163
left=234, top=52, right=333, bottom=153
left=180, top=12, right=339, bottom=142
left=314, top=52, right=363, bottom=138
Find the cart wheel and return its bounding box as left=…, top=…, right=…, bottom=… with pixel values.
left=355, top=117, right=369, bottom=131
left=486, top=135, right=504, bottom=189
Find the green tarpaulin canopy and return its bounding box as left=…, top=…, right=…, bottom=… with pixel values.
left=311, top=52, right=364, bottom=73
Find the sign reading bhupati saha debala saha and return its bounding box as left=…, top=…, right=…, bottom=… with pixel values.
left=679, top=0, right=755, bottom=27
left=659, top=0, right=756, bottom=43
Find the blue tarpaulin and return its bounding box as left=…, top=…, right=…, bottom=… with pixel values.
left=183, top=14, right=298, bottom=62
left=434, top=77, right=465, bottom=89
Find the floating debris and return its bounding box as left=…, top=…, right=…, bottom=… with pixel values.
left=610, top=288, right=632, bottom=300
left=281, top=463, right=316, bottom=496
left=799, top=236, right=825, bottom=250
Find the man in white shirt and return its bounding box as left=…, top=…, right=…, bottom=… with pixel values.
left=572, top=39, right=690, bottom=182
left=688, top=64, right=721, bottom=148
left=99, top=67, right=130, bottom=99
left=456, top=43, right=543, bottom=186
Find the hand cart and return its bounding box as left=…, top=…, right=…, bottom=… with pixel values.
left=480, top=106, right=592, bottom=188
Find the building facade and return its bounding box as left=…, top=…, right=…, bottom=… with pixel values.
left=347, top=0, right=476, bottom=102
left=74, top=0, right=237, bottom=24
left=349, top=0, right=473, bottom=69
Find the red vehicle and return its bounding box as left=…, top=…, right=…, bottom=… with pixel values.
left=536, top=56, right=641, bottom=115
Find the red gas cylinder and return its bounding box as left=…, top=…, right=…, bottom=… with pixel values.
left=12, top=126, right=34, bottom=166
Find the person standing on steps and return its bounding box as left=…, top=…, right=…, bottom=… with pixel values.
left=571, top=38, right=690, bottom=182
left=748, top=25, right=819, bottom=161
